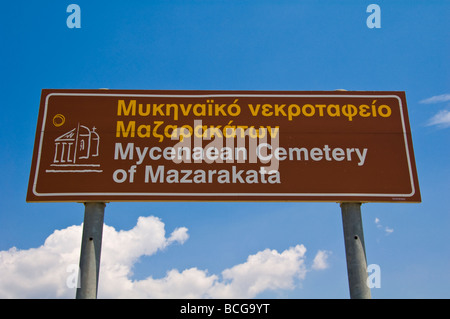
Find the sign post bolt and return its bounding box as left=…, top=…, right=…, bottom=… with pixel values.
left=340, top=202, right=371, bottom=299
left=76, top=202, right=105, bottom=299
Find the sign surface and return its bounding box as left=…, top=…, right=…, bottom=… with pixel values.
left=27, top=89, right=421, bottom=202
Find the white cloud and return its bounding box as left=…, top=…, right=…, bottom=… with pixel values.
left=168, top=227, right=189, bottom=244
left=419, top=94, right=450, bottom=128
left=374, top=217, right=394, bottom=236
left=101, top=216, right=188, bottom=269
left=0, top=225, right=81, bottom=298
left=427, top=110, right=450, bottom=128
left=110, top=268, right=219, bottom=299
left=0, top=216, right=329, bottom=299
left=311, top=250, right=331, bottom=270
left=419, top=94, right=450, bottom=104
left=209, top=245, right=307, bottom=298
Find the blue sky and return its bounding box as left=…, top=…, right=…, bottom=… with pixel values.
left=0, top=0, right=449, bottom=298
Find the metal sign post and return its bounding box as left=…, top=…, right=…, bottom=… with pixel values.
left=76, top=202, right=105, bottom=299
left=340, top=202, right=371, bottom=299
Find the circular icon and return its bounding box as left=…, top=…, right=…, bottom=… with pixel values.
left=53, top=114, right=65, bottom=127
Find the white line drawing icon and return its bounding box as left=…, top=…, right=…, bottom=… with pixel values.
left=46, top=123, right=102, bottom=173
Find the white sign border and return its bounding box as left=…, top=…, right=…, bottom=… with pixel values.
left=32, top=92, right=417, bottom=200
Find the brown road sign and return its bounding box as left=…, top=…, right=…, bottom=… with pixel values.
left=27, top=89, right=421, bottom=202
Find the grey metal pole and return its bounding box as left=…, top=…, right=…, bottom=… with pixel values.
left=340, top=202, right=371, bottom=299
left=76, top=202, right=105, bottom=299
